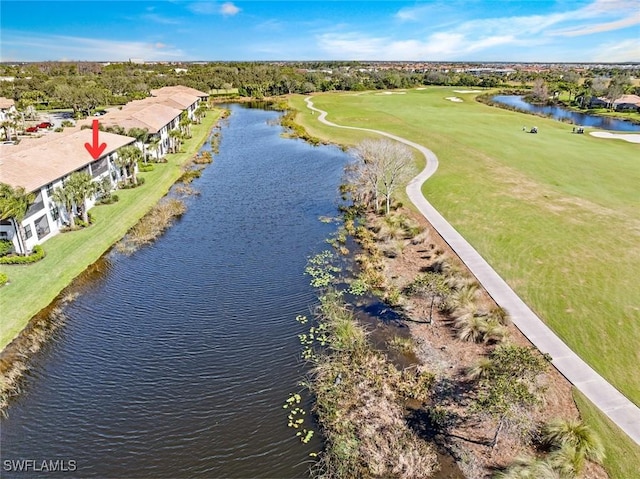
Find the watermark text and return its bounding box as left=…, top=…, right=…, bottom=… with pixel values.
left=3, top=459, right=77, bottom=473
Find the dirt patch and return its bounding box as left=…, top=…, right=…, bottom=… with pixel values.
left=365, top=207, right=609, bottom=479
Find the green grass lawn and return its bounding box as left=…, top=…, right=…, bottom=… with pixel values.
left=288, top=89, right=640, bottom=476
left=573, top=390, right=640, bottom=479
left=0, top=110, right=222, bottom=351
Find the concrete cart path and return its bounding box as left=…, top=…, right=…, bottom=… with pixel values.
left=304, top=96, right=640, bottom=445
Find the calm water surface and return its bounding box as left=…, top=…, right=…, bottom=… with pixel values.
left=492, top=95, right=640, bottom=132
left=1, top=105, right=347, bottom=478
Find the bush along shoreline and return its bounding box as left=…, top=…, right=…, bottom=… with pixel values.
left=294, top=253, right=439, bottom=479
left=289, top=148, right=608, bottom=478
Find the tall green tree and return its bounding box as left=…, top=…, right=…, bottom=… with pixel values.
left=115, top=145, right=142, bottom=186
left=127, top=127, right=150, bottom=163
left=51, top=184, right=76, bottom=228
left=0, top=183, right=35, bottom=254
left=64, top=172, right=98, bottom=224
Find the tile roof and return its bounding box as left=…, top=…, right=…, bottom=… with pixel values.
left=613, top=94, right=640, bottom=105
left=0, top=128, right=135, bottom=192
left=97, top=102, right=182, bottom=134
left=150, top=85, right=209, bottom=98
left=0, top=97, right=15, bottom=109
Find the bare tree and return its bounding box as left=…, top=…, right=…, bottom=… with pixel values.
left=531, top=77, right=549, bottom=103
left=349, top=138, right=414, bottom=215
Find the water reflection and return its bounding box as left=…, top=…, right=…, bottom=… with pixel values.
left=492, top=95, right=640, bottom=132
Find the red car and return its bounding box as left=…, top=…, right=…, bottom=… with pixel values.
left=37, top=122, right=53, bottom=129
left=25, top=126, right=39, bottom=133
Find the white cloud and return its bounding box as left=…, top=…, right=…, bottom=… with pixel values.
left=220, top=2, right=240, bottom=16
left=188, top=2, right=219, bottom=15
left=141, top=13, right=182, bottom=25
left=317, top=31, right=519, bottom=60
left=0, top=32, right=186, bottom=62
left=592, top=38, right=640, bottom=62
left=187, top=1, right=240, bottom=16
left=551, top=12, right=640, bottom=36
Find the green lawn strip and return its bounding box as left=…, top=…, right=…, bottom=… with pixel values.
left=287, top=88, right=640, bottom=404
left=0, top=110, right=222, bottom=351
left=572, top=389, right=640, bottom=479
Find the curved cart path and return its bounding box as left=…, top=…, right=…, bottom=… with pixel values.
left=305, top=96, right=640, bottom=445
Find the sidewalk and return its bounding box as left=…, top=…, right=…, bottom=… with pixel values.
left=305, top=96, right=640, bottom=445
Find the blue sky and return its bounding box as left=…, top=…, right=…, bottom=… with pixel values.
left=1, top=1, right=638, bottom=62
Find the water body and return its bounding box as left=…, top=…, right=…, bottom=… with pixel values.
left=492, top=95, right=640, bottom=132
left=0, top=105, right=347, bottom=478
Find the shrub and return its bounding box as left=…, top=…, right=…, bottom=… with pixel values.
left=0, top=272, right=8, bottom=287
left=179, top=169, right=202, bottom=184
left=0, top=239, right=13, bottom=257
left=138, top=163, right=154, bottom=172
left=98, top=194, right=119, bottom=205
left=0, top=245, right=45, bottom=264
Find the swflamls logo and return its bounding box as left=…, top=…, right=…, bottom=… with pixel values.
left=3, top=459, right=77, bottom=472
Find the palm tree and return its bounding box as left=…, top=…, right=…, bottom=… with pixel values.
left=179, top=113, right=192, bottom=138
left=194, top=104, right=207, bottom=124
left=128, top=127, right=149, bottom=164
left=148, top=135, right=161, bottom=162
left=541, top=419, right=605, bottom=474
left=51, top=185, right=76, bottom=228
left=65, top=172, right=98, bottom=224
left=0, top=183, right=35, bottom=254
left=115, top=145, right=142, bottom=185
left=168, top=129, right=183, bottom=154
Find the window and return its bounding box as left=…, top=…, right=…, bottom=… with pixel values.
left=50, top=204, right=59, bottom=221
left=23, top=224, right=32, bottom=239
left=45, top=183, right=54, bottom=198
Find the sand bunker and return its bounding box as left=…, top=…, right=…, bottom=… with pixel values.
left=375, top=91, right=407, bottom=95
left=453, top=90, right=482, bottom=93
left=445, top=97, right=463, bottom=102
left=416, top=87, right=427, bottom=90
left=589, top=132, right=640, bottom=144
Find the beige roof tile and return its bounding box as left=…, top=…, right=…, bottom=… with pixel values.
left=151, top=85, right=209, bottom=98
left=0, top=128, right=135, bottom=192
left=0, top=97, right=15, bottom=109
left=98, top=102, right=182, bottom=133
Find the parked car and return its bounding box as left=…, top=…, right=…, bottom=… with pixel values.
left=37, top=122, right=53, bottom=129
left=25, top=126, right=39, bottom=133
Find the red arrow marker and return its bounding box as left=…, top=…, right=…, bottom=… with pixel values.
left=84, top=119, right=107, bottom=159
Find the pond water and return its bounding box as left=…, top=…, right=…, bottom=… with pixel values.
left=0, top=104, right=464, bottom=479
left=492, top=95, right=640, bottom=132
left=0, top=105, right=347, bottom=478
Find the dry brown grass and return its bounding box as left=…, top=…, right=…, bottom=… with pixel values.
left=309, top=290, right=438, bottom=479
left=116, top=198, right=186, bottom=254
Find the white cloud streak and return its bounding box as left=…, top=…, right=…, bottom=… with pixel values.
left=188, top=1, right=240, bottom=16
left=319, top=0, right=640, bottom=61
left=0, top=32, right=186, bottom=62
